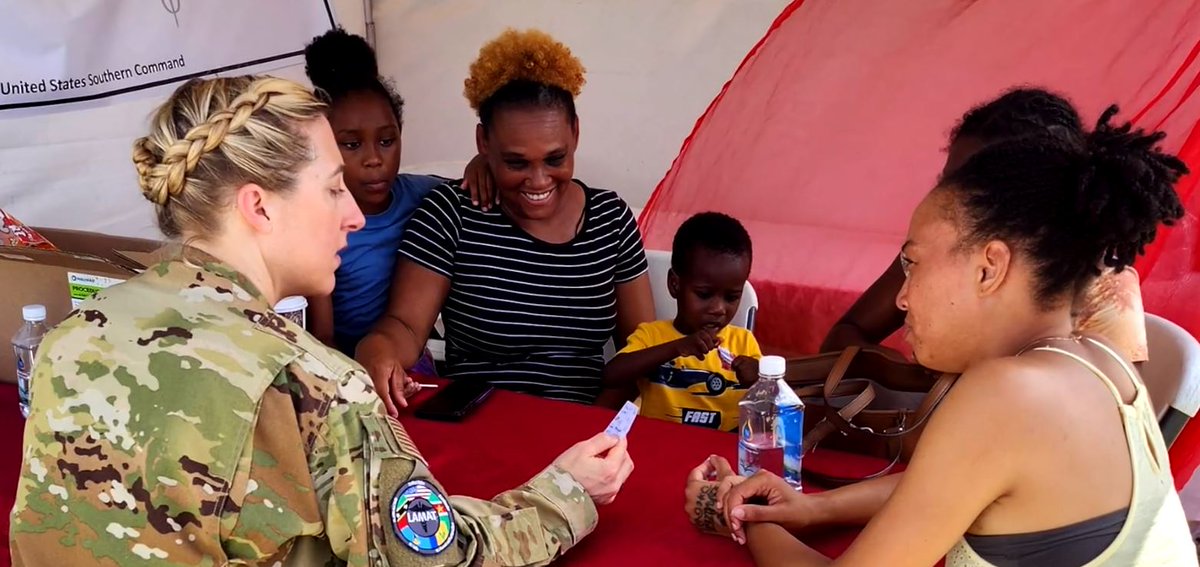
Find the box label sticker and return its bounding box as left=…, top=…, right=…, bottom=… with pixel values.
left=68, top=272, right=125, bottom=308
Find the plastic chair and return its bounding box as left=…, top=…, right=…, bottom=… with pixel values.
left=1142, top=313, right=1200, bottom=447
left=643, top=249, right=759, bottom=331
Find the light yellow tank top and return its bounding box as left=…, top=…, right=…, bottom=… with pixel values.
left=947, top=338, right=1196, bottom=566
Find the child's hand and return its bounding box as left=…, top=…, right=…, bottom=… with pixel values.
left=732, top=356, right=760, bottom=386
left=460, top=154, right=497, bottom=211
left=676, top=329, right=721, bottom=360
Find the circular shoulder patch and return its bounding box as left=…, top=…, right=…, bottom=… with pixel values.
left=390, top=479, right=457, bottom=555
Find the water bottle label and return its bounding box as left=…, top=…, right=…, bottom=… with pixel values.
left=778, top=405, right=804, bottom=489
left=737, top=439, right=758, bottom=477
left=17, top=369, right=30, bottom=403
left=14, top=345, right=36, bottom=418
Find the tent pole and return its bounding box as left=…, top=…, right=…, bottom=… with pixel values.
left=363, top=0, right=376, bottom=47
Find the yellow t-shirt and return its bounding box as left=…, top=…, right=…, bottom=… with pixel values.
left=619, top=321, right=762, bottom=431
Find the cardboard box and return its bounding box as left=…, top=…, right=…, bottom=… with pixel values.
left=0, top=228, right=166, bottom=384
left=33, top=227, right=166, bottom=271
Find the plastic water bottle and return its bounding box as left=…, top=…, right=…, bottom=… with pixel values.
left=12, top=305, right=49, bottom=419
left=734, top=355, right=801, bottom=482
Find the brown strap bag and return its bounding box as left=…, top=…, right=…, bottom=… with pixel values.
left=784, top=346, right=958, bottom=486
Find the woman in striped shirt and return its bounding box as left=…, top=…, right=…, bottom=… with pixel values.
left=356, top=29, right=655, bottom=414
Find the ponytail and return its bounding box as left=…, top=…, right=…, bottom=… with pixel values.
left=1078, top=105, right=1187, bottom=271
left=940, top=105, right=1186, bottom=307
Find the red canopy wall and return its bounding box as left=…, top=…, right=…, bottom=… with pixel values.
left=639, top=0, right=1200, bottom=357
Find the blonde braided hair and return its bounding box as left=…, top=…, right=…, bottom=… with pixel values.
left=132, top=76, right=326, bottom=238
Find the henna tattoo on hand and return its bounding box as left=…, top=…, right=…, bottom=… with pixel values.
left=693, top=484, right=726, bottom=533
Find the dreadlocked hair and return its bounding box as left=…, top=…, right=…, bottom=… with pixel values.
left=304, top=28, right=404, bottom=123
left=942, top=104, right=1187, bottom=308
left=671, top=212, right=754, bottom=276
left=951, top=87, right=1083, bottom=146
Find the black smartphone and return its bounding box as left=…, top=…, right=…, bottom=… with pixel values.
left=414, top=380, right=494, bottom=422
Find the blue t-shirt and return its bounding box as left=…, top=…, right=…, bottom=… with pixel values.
left=332, top=173, right=445, bottom=355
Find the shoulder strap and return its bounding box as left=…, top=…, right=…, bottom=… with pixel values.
left=1028, top=345, right=1127, bottom=405
left=1080, top=336, right=1142, bottom=387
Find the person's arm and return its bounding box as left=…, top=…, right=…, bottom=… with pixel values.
left=597, top=200, right=656, bottom=407
left=604, top=328, right=720, bottom=388
left=721, top=470, right=901, bottom=542
left=820, top=256, right=907, bottom=352
left=231, top=363, right=363, bottom=563
left=308, top=293, right=336, bottom=348
left=742, top=360, right=1026, bottom=567
left=731, top=330, right=765, bottom=385
left=595, top=275, right=655, bottom=407
left=746, top=523, right=832, bottom=567
left=613, top=274, right=654, bottom=352
left=320, top=362, right=632, bottom=566
left=603, top=343, right=681, bottom=388
left=357, top=185, right=461, bottom=416
left=356, top=259, right=449, bottom=415
left=11, top=316, right=233, bottom=565
left=802, top=474, right=901, bottom=527
left=610, top=199, right=654, bottom=353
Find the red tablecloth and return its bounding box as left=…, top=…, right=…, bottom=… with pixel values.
left=0, top=384, right=880, bottom=566
left=1, top=386, right=22, bottom=567
left=398, top=385, right=871, bottom=566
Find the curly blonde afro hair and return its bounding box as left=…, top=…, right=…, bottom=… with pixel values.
left=464, top=28, right=586, bottom=111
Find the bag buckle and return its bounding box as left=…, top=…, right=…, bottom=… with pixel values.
left=882, top=414, right=908, bottom=435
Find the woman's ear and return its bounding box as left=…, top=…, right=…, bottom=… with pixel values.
left=978, top=240, right=1012, bottom=296
left=234, top=183, right=274, bottom=234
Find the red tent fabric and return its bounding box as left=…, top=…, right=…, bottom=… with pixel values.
left=639, top=0, right=1200, bottom=481
left=640, top=0, right=1200, bottom=354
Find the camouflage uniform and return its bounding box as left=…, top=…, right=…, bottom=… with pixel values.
left=10, top=252, right=597, bottom=566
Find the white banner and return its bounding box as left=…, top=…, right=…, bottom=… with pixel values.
left=0, top=0, right=334, bottom=111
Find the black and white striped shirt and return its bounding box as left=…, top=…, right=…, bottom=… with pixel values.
left=401, top=181, right=649, bottom=404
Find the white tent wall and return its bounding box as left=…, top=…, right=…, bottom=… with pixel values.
left=0, top=0, right=786, bottom=239
left=374, top=0, right=789, bottom=216
left=0, top=0, right=365, bottom=239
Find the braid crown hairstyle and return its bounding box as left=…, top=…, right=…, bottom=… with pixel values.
left=131, top=76, right=326, bottom=238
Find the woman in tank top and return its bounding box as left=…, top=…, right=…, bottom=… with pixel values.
left=701, top=106, right=1195, bottom=566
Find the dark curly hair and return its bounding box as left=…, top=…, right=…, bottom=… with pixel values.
left=942, top=105, right=1187, bottom=308
left=304, top=28, right=404, bottom=123
left=671, top=212, right=754, bottom=276
left=951, top=87, right=1083, bottom=147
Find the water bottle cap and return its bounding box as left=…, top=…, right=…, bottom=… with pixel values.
left=274, top=296, right=308, bottom=313
left=759, top=355, right=786, bottom=377
left=21, top=305, right=46, bottom=322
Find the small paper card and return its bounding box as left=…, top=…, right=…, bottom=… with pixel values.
left=604, top=401, right=639, bottom=438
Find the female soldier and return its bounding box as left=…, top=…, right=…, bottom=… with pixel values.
left=11, top=76, right=633, bottom=566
